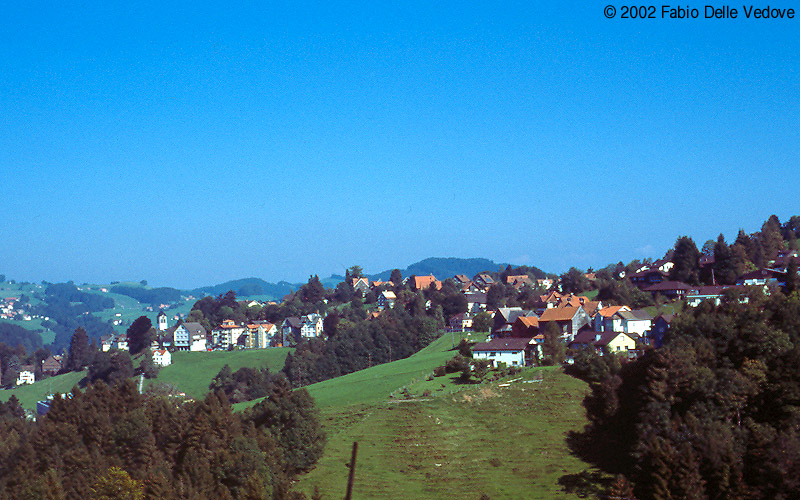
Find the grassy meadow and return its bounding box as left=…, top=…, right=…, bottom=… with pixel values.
left=145, top=347, right=293, bottom=399
left=274, top=331, right=602, bottom=500
left=0, top=370, right=85, bottom=411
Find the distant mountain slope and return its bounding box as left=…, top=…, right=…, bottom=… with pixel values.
left=370, top=257, right=511, bottom=281
left=188, top=278, right=296, bottom=300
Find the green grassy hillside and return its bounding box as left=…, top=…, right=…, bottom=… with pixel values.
left=145, top=348, right=293, bottom=399
left=297, top=366, right=597, bottom=500
left=232, top=330, right=601, bottom=499
left=0, top=370, right=85, bottom=411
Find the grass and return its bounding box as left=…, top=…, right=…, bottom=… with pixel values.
left=0, top=370, right=85, bottom=411
left=146, top=348, right=293, bottom=399
left=295, top=367, right=597, bottom=500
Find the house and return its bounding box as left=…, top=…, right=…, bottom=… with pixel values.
left=100, top=334, right=115, bottom=352
left=41, top=355, right=62, bottom=375
left=537, top=278, right=554, bottom=289
left=686, top=285, right=725, bottom=307
left=173, top=322, right=207, bottom=351
left=282, top=317, right=303, bottom=345
left=246, top=322, right=278, bottom=348
left=615, top=310, right=653, bottom=336
left=570, top=330, right=637, bottom=355
left=472, top=273, right=495, bottom=290
left=454, top=274, right=471, bottom=286
left=464, top=292, right=488, bottom=313
left=460, top=281, right=482, bottom=293
left=629, top=268, right=669, bottom=288
left=378, top=290, right=396, bottom=309
left=16, top=365, right=35, bottom=385
left=492, top=307, right=537, bottom=336
left=351, top=277, right=370, bottom=296
left=115, top=335, right=129, bottom=351
left=409, top=275, right=442, bottom=291
left=511, top=316, right=539, bottom=338
left=538, top=306, right=591, bottom=342
left=472, top=337, right=535, bottom=367
left=643, top=281, right=697, bottom=300
left=449, top=312, right=473, bottom=332
left=300, top=313, right=324, bottom=338
left=648, top=313, right=673, bottom=347
left=506, top=275, right=533, bottom=289
left=151, top=347, right=172, bottom=367
left=593, top=305, right=631, bottom=332
left=735, top=269, right=786, bottom=287
left=212, top=319, right=248, bottom=349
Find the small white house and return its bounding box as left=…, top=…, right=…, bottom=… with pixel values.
left=471, top=338, right=534, bottom=367
left=300, top=313, right=324, bottom=338
left=151, top=348, right=172, bottom=367
left=16, top=366, right=35, bottom=385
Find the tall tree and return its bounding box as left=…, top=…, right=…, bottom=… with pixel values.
left=389, top=268, right=403, bottom=286
left=542, top=322, right=566, bottom=364
left=669, top=236, right=701, bottom=284
left=66, top=327, right=91, bottom=372
left=126, top=316, right=153, bottom=355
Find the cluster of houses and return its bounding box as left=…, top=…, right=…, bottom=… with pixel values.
left=12, top=355, right=63, bottom=386
left=95, top=310, right=328, bottom=362
left=0, top=297, right=32, bottom=321
left=468, top=249, right=800, bottom=368
left=469, top=291, right=669, bottom=368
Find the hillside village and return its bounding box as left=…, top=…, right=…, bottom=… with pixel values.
left=2, top=216, right=800, bottom=500
left=5, top=232, right=799, bottom=392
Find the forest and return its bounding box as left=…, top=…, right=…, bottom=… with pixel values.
left=571, top=288, right=800, bottom=499
left=0, top=376, right=324, bottom=499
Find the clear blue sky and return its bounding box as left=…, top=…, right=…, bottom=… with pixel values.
left=2, top=1, right=798, bottom=288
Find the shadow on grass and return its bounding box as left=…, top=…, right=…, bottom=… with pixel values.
left=557, top=469, right=609, bottom=498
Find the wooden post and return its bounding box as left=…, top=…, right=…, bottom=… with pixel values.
left=344, top=441, right=358, bottom=500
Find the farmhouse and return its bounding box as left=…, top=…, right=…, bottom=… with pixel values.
left=472, top=337, right=535, bottom=367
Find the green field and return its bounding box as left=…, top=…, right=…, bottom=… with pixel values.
left=263, top=331, right=602, bottom=500
left=0, top=370, right=85, bottom=411
left=297, top=368, right=596, bottom=499
left=145, top=348, right=293, bottom=399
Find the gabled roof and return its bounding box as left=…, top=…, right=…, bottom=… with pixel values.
left=454, top=274, right=471, bottom=284
left=496, top=307, right=535, bottom=323
left=571, top=330, right=634, bottom=347
left=473, top=273, right=495, bottom=284
left=181, top=322, right=207, bottom=336
left=539, top=306, right=584, bottom=322
left=464, top=292, right=487, bottom=303
left=515, top=316, right=539, bottom=328
left=616, top=309, right=653, bottom=321
left=597, top=305, right=630, bottom=318
left=412, top=275, right=441, bottom=290
left=473, top=337, right=533, bottom=352
left=380, top=290, right=396, bottom=299
left=653, top=313, right=675, bottom=323
left=283, top=317, right=302, bottom=328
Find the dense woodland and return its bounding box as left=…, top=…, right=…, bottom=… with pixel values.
left=0, top=377, right=324, bottom=500
left=571, top=289, right=800, bottom=499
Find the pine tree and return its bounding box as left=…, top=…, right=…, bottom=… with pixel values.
left=66, top=327, right=91, bottom=372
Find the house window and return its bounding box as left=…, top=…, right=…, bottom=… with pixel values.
left=490, top=352, right=496, bottom=356
left=512, top=361, right=518, bottom=365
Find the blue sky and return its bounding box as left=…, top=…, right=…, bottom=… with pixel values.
left=2, top=1, right=798, bottom=288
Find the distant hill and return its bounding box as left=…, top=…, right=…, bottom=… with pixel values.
left=188, top=278, right=296, bottom=300
left=370, top=257, right=511, bottom=281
